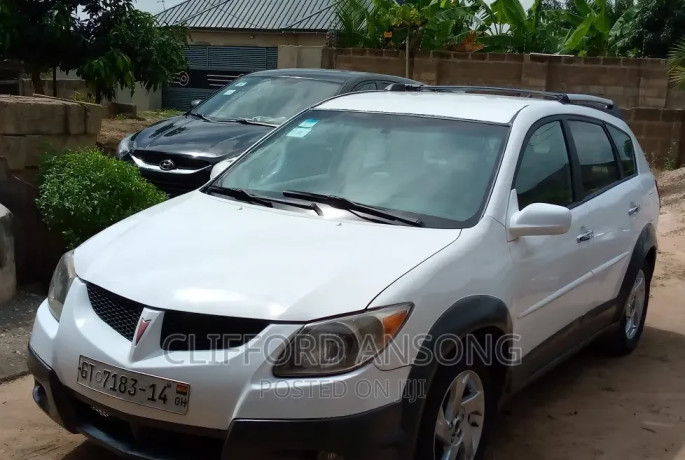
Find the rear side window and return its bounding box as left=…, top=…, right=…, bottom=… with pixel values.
left=568, top=121, right=620, bottom=196
left=515, top=121, right=574, bottom=209
left=353, top=81, right=377, bottom=92
left=607, top=125, right=637, bottom=177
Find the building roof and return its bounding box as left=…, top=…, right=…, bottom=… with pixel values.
left=315, top=92, right=551, bottom=124
left=157, top=0, right=338, bottom=32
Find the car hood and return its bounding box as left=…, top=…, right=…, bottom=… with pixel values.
left=131, top=115, right=273, bottom=159
left=74, top=192, right=459, bottom=322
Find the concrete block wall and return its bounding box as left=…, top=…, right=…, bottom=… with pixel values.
left=20, top=78, right=88, bottom=101
left=624, top=108, right=685, bottom=167
left=0, top=95, right=105, bottom=285
left=313, top=47, right=685, bottom=166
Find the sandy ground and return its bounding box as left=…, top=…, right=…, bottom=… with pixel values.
left=97, top=111, right=180, bottom=155
left=1, top=169, right=684, bottom=460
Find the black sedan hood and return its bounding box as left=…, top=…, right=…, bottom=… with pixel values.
left=131, top=115, right=273, bottom=159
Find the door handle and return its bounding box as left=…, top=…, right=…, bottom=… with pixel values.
left=577, top=230, right=594, bottom=243
left=628, top=204, right=640, bottom=216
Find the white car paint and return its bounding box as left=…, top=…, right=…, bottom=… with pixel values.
left=74, top=192, right=459, bottom=322
left=29, top=89, right=659, bottom=445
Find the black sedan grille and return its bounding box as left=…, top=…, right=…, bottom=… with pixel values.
left=132, top=150, right=212, bottom=170
left=87, top=284, right=144, bottom=341
left=86, top=283, right=269, bottom=350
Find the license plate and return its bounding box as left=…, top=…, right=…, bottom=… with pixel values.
left=76, top=356, right=190, bottom=415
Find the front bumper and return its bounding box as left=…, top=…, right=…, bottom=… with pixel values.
left=28, top=346, right=407, bottom=460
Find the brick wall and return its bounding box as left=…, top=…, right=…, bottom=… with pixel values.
left=317, top=48, right=685, bottom=167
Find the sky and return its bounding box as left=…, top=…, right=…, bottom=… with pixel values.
left=136, top=0, right=186, bottom=14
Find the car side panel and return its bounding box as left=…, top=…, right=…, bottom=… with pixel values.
left=575, top=180, right=635, bottom=312
left=507, top=197, right=595, bottom=356
left=370, top=217, right=514, bottom=372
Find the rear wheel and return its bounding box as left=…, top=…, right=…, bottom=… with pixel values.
left=603, top=263, right=651, bottom=354
left=415, top=361, right=494, bottom=460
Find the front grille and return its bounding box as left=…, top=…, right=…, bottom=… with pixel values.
left=132, top=150, right=212, bottom=169
left=161, top=312, right=269, bottom=351
left=87, top=284, right=144, bottom=341
left=138, top=169, right=211, bottom=197
left=86, top=283, right=270, bottom=349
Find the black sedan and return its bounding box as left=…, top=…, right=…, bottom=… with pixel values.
left=117, top=69, right=419, bottom=196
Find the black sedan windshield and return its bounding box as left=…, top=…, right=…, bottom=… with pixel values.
left=215, top=110, right=510, bottom=228
left=193, top=76, right=342, bottom=126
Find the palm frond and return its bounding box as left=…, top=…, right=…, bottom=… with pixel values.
left=667, top=38, right=685, bottom=88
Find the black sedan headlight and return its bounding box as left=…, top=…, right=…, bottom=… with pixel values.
left=116, top=134, right=134, bottom=159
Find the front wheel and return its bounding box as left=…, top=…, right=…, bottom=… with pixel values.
left=415, top=361, right=494, bottom=460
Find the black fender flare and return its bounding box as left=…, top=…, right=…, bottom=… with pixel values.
left=397, top=295, right=512, bottom=459
left=613, top=223, right=657, bottom=322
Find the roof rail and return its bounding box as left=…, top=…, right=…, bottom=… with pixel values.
left=385, top=84, right=623, bottom=120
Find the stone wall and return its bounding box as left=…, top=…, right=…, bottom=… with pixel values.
left=0, top=95, right=104, bottom=284
left=316, top=48, right=685, bottom=167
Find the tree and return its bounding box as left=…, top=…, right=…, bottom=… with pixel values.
left=560, top=0, right=613, bottom=56
left=0, top=0, right=13, bottom=54
left=667, top=38, right=685, bottom=88
left=334, top=0, right=480, bottom=51
left=0, top=0, right=188, bottom=102
left=3, top=0, right=77, bottom=93
left=477, top=0, right=565, bottom=54
left=334, top=0, right=392, bottom=48
left=610, top=0, right=685, bottom=58
left=77, top=8, right=189, bottom=102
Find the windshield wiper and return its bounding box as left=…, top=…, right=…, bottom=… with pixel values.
left=206, top=186, right=274, bottom=208
left=207, top=186, right=323, bottom=214
left=230, top=118, right=278, bottom=127
left=188, top=112, right=213, bottom=123
left=282, top=190, right=424, bottom=227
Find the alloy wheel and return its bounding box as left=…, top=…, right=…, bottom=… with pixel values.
left=624, top=269, right=647, bottom=340
left=433, top=370, right=485, bottom=460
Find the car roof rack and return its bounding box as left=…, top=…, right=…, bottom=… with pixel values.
left=385, top=84, right=624, bottom=120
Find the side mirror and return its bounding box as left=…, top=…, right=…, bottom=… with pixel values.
left=190, top=99, right=202, bottom=109
left=210, top=158, right=236, bottom=180
left=508, top=203, right=572, bottom=239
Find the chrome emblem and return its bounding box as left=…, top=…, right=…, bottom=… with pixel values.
left=159, top=159, right=176, bottom=171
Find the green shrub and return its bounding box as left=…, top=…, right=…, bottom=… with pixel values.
left=37, top=148, right=167, bottom=249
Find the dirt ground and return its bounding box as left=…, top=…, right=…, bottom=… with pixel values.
left=97, top=110, right=180, bottom=155
left=1, top=169, right=684, bottom=460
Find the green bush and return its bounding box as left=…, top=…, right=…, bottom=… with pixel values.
left=37, top=148, right=167, bottom=249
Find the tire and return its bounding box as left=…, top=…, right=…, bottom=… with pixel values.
left=603, top=261, right=652, bottom=355
left=414, top=359, right=495, bottom=460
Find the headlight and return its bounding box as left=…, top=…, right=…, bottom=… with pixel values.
left=116, top=134, right=134, bottom=159
left=273, top=303, right=412, bottom=377
left=47, top=250, right=77, bottom=321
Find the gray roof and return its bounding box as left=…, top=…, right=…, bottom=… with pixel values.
left=157, top=0, right=338, bottom=31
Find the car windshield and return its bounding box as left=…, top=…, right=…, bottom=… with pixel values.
left=193, top=76, right=342, bottom=125
left=214, top=110, right=510, bottom=228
